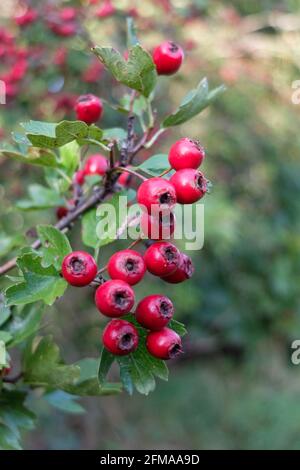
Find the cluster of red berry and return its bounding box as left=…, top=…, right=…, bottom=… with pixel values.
left=58, top=38, right=207, bottom=362
left=60, top=133, right=207, bottom=361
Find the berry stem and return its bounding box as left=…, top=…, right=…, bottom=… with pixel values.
left=159, top=167, right=172, bottom=177
left=144, top=128, right=166, bottom=149
left=113, top=166, right=147, bottom=181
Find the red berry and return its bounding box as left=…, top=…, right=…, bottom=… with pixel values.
left=83, top=154, right=108, bottom=177
left=146, top=328, right=182, bottom=359
left=153, top=41, right=184, bottom=75
left=62, top=251, right=97, bottom=287
left=168, top=138, right=205, bottom=170
left=56, top=206, right=68, bottom=220
left=95, top=280, right=135, bottom=318
left=136, top=295, right=174, bottom=331
left=170, top=169, right=207, bottom=204
left=102, top=319, right=139, bottom=356
left=75, top=94, right=103, bottom=124
left=15, top=8, right=38, bottom=26
left=51, top=22, right=78, bottom=37
left=96, top=0, right=116, bottom=18
left=74, top=169, right=85, bottom=185
left=137, top=177, right=177, bottom=213
left=118, top=168, right=132, bottom=187
left=140, top=211, right=175, bottom=240
left=162, top=253, right=194, bottom=284
left=107, top=249, right=146, bottom=286
left=144, top=241, right=180, bottom=276
left=59, top=7, right=77, bottom=21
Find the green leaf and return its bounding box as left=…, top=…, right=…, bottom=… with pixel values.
left=23, top=336, right=80, bottom=389
left=169, top=319, right=187, bottom=337
left=0, top=423, right=21, bottom=450
left=0, top=339, right=8, bottom=367
left=98, top=347, right=115, bottom=383
left=102, top=127, right=127, bottom=141
left=59, top=140, right=80, bottom=177
left=81, top=208, right=99, bottom=249
left=96, top=191, right=133, bottom=249
left=44, top=391, right=85, bottom=415
left=0, top=233, right=25, bottom=257
left=0, top=332, right=13, bottom=345
left=0, top=146, right=58, bottom=167
left=117, top=315, right=169, bottom=395
left=76, top=124, right=105, bottom=147
left=22, top=120, right=90, bottom=149
left=0, top=303, right=11, bottom=327
left=82, top=190, right=136, bottom=249
left=37, top=225, right=72, bottom=270
left=126, top=17, right=139, bottom=48
left=93, top=44, right=156, bottom=97
left=118, top=358, right=134, bottom=395
left=5, top=253, right=67, bottom=306
left=7, top=303, right=45, bottom=347
left=65, top=358, right=122, bottom=396
left=162, top=78, right=226, bottom=127
left=119, top=94, right=147, bottom=118
left=16, top=184, right=65, bottom=211
left=0, top=391, right=35, bottom=450
left=135, top=153, right=169, bottom=176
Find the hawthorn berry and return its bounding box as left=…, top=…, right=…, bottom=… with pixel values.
left=102, top=319, right=139, bottom=356
left=140, top=211, right=175, bottom=240
left=168, top=138, right=205, bottom=170
left=62, top=251, right=98, bottom=287
left=75, top=94, right=103, bottom=124
left=170, top=169, right=207, bottom=204
left=153, top=41, right=184, bottom=75
left=83, top=154, right=108, bottom=177
left=135, top=295, right=174, bottom=331
left=74, top=169, right=85, bottom=185
left=107, top=249, right=146, bottom=286
left=95, top=280, right=135, bottom=318
left=137, top=177, right=177, bottom=213
left=162, top=253, right=194, bottom=284
left=56, top=206, right=68, bottom=220
left=118, top=168, right=132, bottom=187
left=144, top=241, right=180, bottom=277
left=146, top=328, right=182, bottom=359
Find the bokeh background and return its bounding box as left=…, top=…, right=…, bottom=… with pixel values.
left=1, top=0, right=300, bottom=450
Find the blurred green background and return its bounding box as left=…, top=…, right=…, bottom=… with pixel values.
left=1, top=0, right=300, bottom=450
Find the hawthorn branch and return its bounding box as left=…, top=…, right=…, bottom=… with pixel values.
left=0, top=92, right=155, bottom=278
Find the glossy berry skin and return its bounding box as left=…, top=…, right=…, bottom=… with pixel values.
left=144, top=241, right=180, bottom=277
left=162, top=253, right=194, bottom=284
left=137, top=178, right=177, bottom=213
left=74, top=169, right=85, bottom=185
left=168, top=138, right=205, bottom=170
left=62, top=251, right=97, bottom=287
left=153, top=41, right=184, bottom=75
left=83, top=154, right=108, bottom=177
left=136, top=295, right=174, bottom=331
left=146, top=328, right=182, bottom=359
left=95, top=280, right=135, bottom=318
left=107, top=249, right=146, bottom=286
left=75, top=94, right=103, bottom=124
left=140, top=211, right=175, bottom=240
left=102, top=319, right=139, bottom=356
left=170, top=169, right=207, bottom=204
